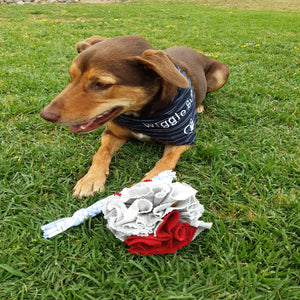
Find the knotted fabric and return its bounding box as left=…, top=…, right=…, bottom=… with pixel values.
left=41, top=171, right=212, bottom=255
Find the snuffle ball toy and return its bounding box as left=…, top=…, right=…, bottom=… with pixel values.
left=41, top=171, right=212, bottom=255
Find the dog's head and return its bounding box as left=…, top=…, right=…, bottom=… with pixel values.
left=40, top=35, right=189, bottom=133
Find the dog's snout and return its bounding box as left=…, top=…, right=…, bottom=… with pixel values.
left=40, top=110, right=60, bottom=123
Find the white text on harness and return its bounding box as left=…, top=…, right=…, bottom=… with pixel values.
left=142, top=97, right=193, bottom=129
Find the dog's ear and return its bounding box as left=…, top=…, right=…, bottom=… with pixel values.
left=131, top=49, right=189, bottom=88
left=76, top=36, right=105, bottom=53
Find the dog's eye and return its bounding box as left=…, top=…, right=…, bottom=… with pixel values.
left=95, top=82, right=112, bottom=90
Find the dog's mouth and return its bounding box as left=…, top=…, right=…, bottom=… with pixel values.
left=69, top=107, right=123, bottom=133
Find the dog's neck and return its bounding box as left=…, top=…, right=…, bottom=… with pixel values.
left=139, top=81, right=178, bottom=117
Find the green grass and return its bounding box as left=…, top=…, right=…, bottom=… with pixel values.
left=0, top=1, right=299, bottom=299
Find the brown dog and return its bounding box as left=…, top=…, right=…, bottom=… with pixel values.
left=40, top=35, right=229, bottom=198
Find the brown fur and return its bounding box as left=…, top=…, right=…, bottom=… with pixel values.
left=40, top=35, right=229, bottom=198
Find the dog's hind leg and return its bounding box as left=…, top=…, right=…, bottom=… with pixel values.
left=197, top=104, right=205, bottom=113
left=142, top=144, right=192, bottom=181
left=196, top=61, right=229, bottom=113
left=206, top=61, right=230, bottom=93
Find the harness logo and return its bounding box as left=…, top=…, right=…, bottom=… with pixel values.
left=184, top=119, right=195, bottom=135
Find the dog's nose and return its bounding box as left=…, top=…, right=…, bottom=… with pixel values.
left=40, top=110, right=60, bottom=123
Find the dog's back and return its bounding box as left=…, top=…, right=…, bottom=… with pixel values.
left=165, top=46, right=229, bottom=107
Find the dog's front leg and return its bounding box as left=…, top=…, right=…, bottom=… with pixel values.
left=143, top=144, right=192, bottom=181
left=73, top=130, right=127, bottom=198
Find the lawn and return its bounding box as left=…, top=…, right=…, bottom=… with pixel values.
left=0, top=0, right=299, bottom=299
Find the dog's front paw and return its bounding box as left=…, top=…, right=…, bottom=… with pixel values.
left=73, top=172, right=105, bottom=198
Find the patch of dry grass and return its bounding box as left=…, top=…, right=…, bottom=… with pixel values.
left=203, top=0, right=300, bottom=12
left=149, top=0, right=300, bottom=12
